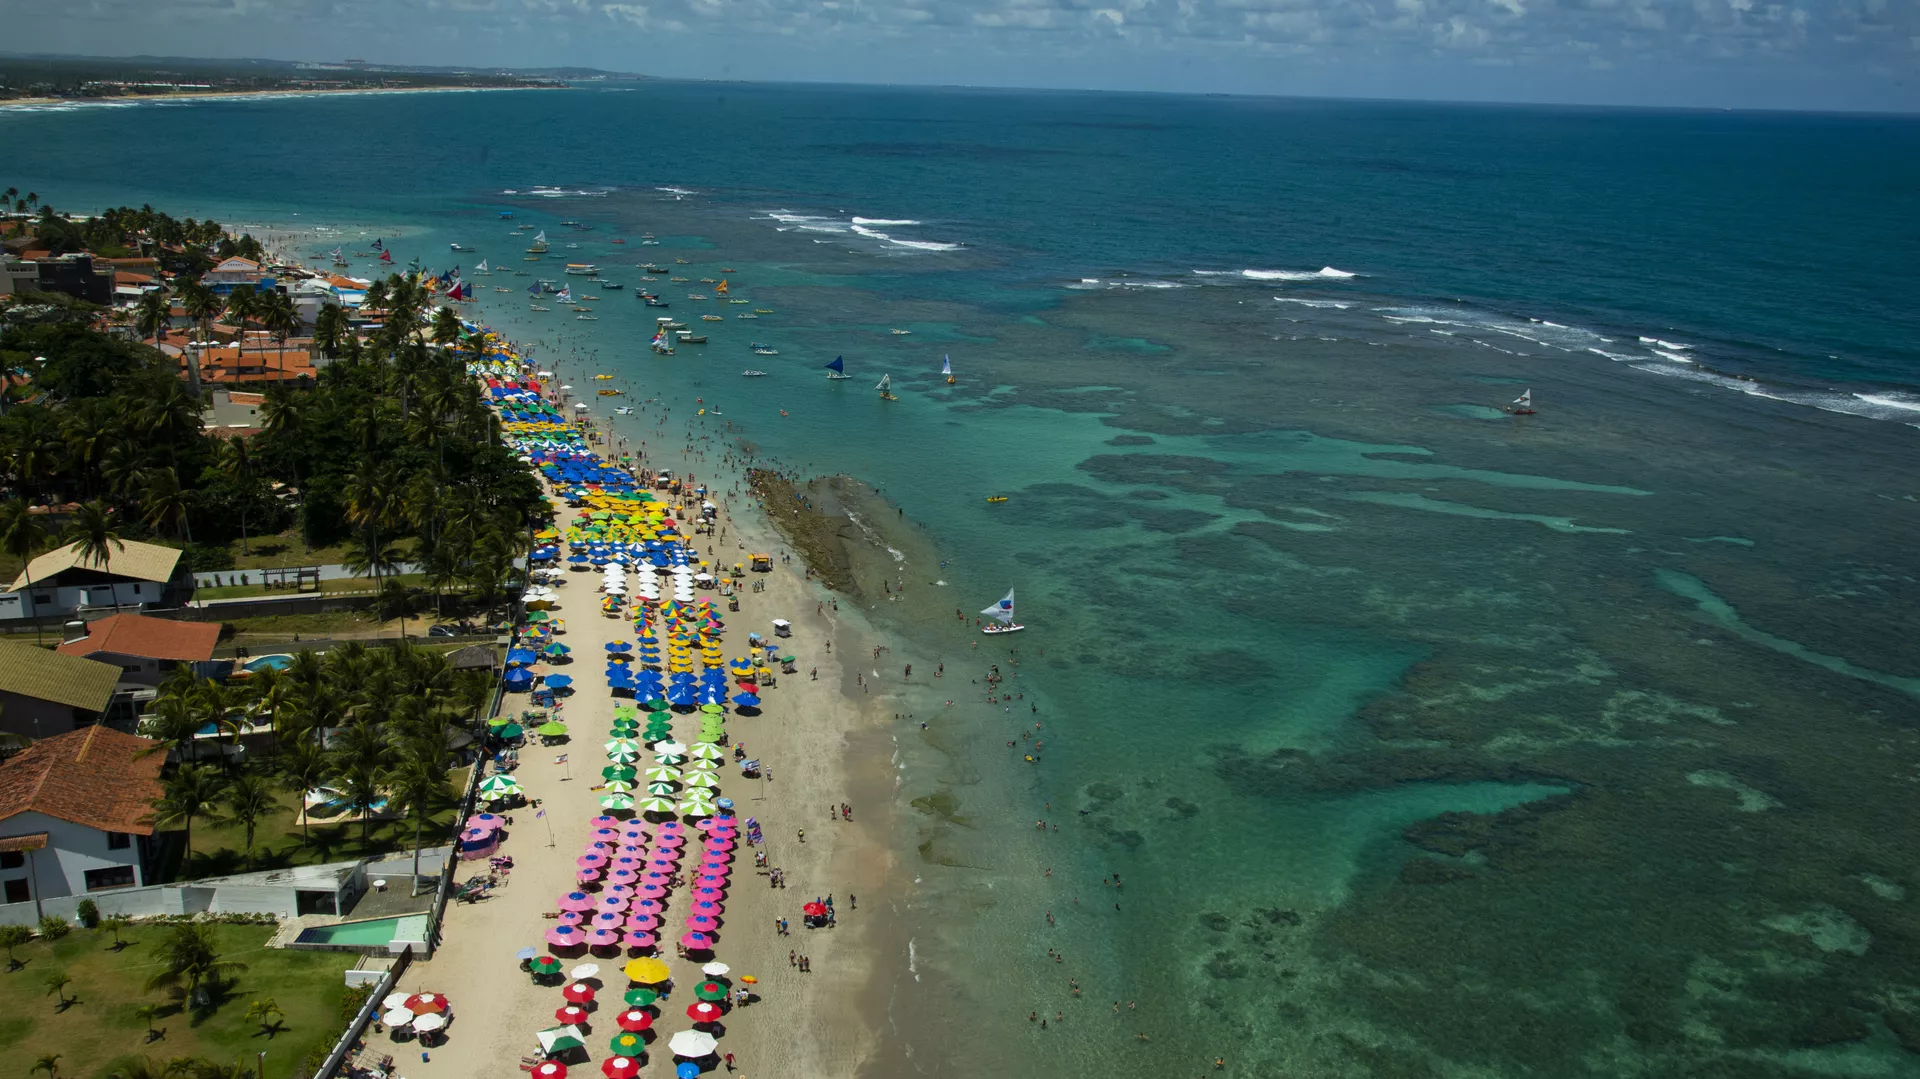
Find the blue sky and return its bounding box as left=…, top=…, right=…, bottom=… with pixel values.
left=9, top=0, right=1919, bottom=112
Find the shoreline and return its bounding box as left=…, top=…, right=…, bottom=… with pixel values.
left=0, top=84, right=559, bottom=111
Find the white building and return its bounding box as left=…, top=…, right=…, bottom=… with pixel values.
left=1, top=539, right=190, bottom=620
left=0, top=726, right=165, bottom=918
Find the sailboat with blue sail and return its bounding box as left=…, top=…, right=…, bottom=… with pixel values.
left=824, top=356, right=850, bottom=381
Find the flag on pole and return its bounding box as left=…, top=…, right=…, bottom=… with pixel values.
left=555, top=754, right=569, bottom=764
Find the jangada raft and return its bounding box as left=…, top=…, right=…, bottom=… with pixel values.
left=981, top=588, right=1024, bottom=634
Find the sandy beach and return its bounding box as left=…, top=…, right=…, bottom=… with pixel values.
left=0, top=85, right=555, bottom=111
left=383, top=389, right=896, bottom=1079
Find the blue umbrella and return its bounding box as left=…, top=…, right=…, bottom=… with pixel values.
left=697, top=689, right=727, bottom=705
left=607, top=641, right=634, bottom=653
left=517, top=945, right=539, bottom=961
left=715, top=798, right=734, bottom=810
left=506, top=649, right=538, bottom=666
left=731, top=693, right=761, bottom=708
left=503, top=669, right=534, bottom=689
left=544, top=674, right=574, bottom=689
left=568, top=553, right=590, bottom=564
left=676, top=1064, right=700, bottom=1079
left=666, top=687, right=697, bottom=706
left=669, top=674, right=696, bottom=685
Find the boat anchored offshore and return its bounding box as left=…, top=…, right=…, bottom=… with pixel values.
left=743, top=370, right=768, bottom=378
left=825, top=356, right=851, bottom=380
left=877, top=373, right=898, bottom=400
left=1508, top=389, right=1537, bottom=415
left=981, top=588, right=1024, bottom=634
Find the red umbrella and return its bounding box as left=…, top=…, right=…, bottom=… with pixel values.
left=615, top=1008, right=654, bottom=1032
left=555, top=1004, right=590, bottom=1024
left=406, top=992, right=450, bottom=1014
left=802, top=902, right=827, bottom=917
left=563, top=982, right=597, bottom=1004
left=533, top=1063, right=567, bottom=1079
left=601, top=1058, right=640, bottom=1079
left=686, top=1001, right=724, bottom=1023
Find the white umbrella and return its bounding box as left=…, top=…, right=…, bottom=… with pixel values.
left=682, top=771, right=721, bottom=789
left=570, top=963, right=600, bottom=980
left=687, top=744, right=725, bottom=761
left=382, top=1007, right=414, bottom=1027
left=537, top=1025, right=588, bottom=1054
left=382, top=992, right=412, bottom=1011
left=701, top=961, right=730, bottom=977
left=412, top=1012, right=447, bottom=1032
left=538, top=370, right=555, bottom=377
left=669, top=1030, right=718, bottom=1057
left=653, top=740, right=687, bottom=756
left=644, top=765, right=682, bottom=782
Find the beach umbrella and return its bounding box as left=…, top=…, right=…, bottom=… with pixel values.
left=570, top=963, right=601, bottom=980
left=682, top=771, right=721, bottom=789
left=604, top=780, right=635, bottom=794
left=731, top=693, right=761, bottom=708
left=739, top=975, right=757, bottom=985
left=575, top=853, right=608, bottom=870
left=544, top=675, right=574, bottom=690
left=614, top=1008, right=654, bottom=1032
left=606, top=749, right=640, bottom=764
left=556, top=1004, right=590, bottom=1025
left=646, top=782, right=676, bottom=796
left=624, top=956, right=672, bottom=983
left=692, top=980, right=728, bottom=1001
left=563, top=981, right=597, bottom=1004
left=701, top=961, right=730, bottom=978
left=608, top=1032, right=646, bottom=1057
left=382, top=1007, right=413, bottom=1027
left=802, top=902, right=827, bottom=917
left=543, top=642, right=572, bottom=656
left=602, top=766, right=638, bottom=781
left=677, top=800, right=714, bottom=818
left=668, top=1030, right=718, bottom=1058
left=604, top=738, right=641, bottom=753
left=600, top=793, right=635, bottom=810
left=623, top=987, right=658, bottom=1008
left=644, top=765, right=681, bottom=782
left=516, top=946, right=539, bottom=962
left=637, top=796, right=677, bottom=814
left=686, top=1001, right=724, bottom=1023
left=532, top=955, right=565, bottom=976
left=675, top=1066, right=700, bottom=1079
left=545, top=924, right=585, bottom=947
left=654, top=740, right=688, bottom=756
left=688, top=743, right=725, bottom=760
left=602, top=1058, right=640, bottom=1079
left=496, top=723, right=525, bottom=741
left=532, top=1062, right=567, bottom=1079
left=537, top=720, right=570, bottom=737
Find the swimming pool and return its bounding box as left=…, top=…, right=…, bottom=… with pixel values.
left=293, top=914, right=429, bottom=948
left=244, top=654, right=294, bottom=673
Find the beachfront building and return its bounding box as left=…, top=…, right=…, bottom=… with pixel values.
left=0, top=538, right=191, bottom=619
left=55, top=613, right=224, bottom=687
left=0, top=726, right=165, bottom=914
left=0, top=253, right=115, bottom=303
left=0, top=642, right=122, bottom=741
left=200, top=255, right=277, bottom=295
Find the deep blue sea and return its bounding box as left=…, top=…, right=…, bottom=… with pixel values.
left=9, top=83, right=1920, bottom=1077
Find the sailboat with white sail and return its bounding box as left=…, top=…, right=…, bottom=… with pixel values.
left=474, top=259, right=491, bottom=276
left=876, top=373, right=897, bottom=400
left=942, top=355, right=954, bottom=385
left=1508, top=389, right=1537, bottom=415
left=980, top=588, right=1024, bottom=635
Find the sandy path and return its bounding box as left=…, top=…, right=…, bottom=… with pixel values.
left=385, top=402, right=887, bottom=1079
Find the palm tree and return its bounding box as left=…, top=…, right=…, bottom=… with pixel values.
left=138, top=692, right=201, bottom=761
left=106, top=1056, right=179, bottom=1079
left=221, top=285, right=260, bottom=341
left=98, top=913, right=133, bottom=950
left=257, top=391, right=308, bottom=551
left=380, top=746, right=448, bottom=894
left=274, top=738, right=329, bottom=849
left=135, top=288, right=172, bottom=343
left=178, top=282, right=220, bottom=399
left=220, top=773, right=277, bottom=865
left=431, top=306, right=462, bottom=348
left=261, top=291, right=298, bottom=385
left=61, top=500, right=124, bottom=569
left=0, top=499, right=48, bottom=640
left=30, top=1054, right=59, bottom=1079
left=43, top=970, right=73, bottom=1009
left=142, top=923, right=247, bottom=1009
left=139, top=467, right=193, bottom=544
left=312, top=303, right=346, bottom=359
left=216, top=437, right=258, bottom=555
left=151, top=764, right=226, bottom=867
left=334, top=762, right=384, bottom=848
left=244, top=998, right=285, bottom=1038
left=0, top=924, right=32, bottom=970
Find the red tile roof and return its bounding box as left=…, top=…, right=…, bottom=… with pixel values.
left=0, top=726, right=166, bottom=835
left=56, top=613, right=220, bottom=664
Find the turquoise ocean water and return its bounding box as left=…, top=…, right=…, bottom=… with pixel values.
left=9, top=84, right=1920, bottom=1076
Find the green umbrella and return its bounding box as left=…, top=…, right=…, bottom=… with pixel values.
left=677, top=800, right=714, bottom=818
left=478, top=775, right=522, bottom=795
left=644, top=765, right=681, bottom=782
left=684, top=758, right=718, bottom=772
left=607, top=749, right=640, bottom=765
left=525, top=611, right=551, bottom=623
left=687, top=743, right=725, bottom=761
left=693, top=980, right=728, bottom=1001
left=600, top=793, right=635, bottom=810
left=488, top=715, right=513, bottom=728
left=547, top=1034, right=585, bottom=1053
left=623, top=987, right=658, bottom=1007
left=604, top=739, right=640, bottom=753
left=654, top=753, right=685, bottom=766
left=532, top=955, right=563, bottom=975
left=537, top=721, right=569, bottom=737
left=602, top=765, right=637, bottom=781
left=497, top=723, right=524, bottom=740
left=637, top=796, right=677, bottom=813
left=646, top=782, right=677, bottom=796
left=682, top=771, right=721, bottom=789
left=699, top=704, right=725, bottom=714
left=693, top=730, right=723, bottom=744
left=608, top=1032, right=644, bottom=1056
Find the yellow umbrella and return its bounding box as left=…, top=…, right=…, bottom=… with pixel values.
left=624, top=957, right=672, bottom=984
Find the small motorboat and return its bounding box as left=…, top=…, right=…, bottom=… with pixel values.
left=598, top=388, right=624, bottom=396
left=729, top=299, right=751, bottom=305
left=743, top=370, right=768, bottom=378
left=615, top=406, right=635, bottom=414
left=891, top=328, right=912, bottom=335
left=677, top=333, right=708, bottom=344
left=530, top=304, right=551, bottom=311
left=646, top=299, right=671, bottom=308
left=986, top=496, right=1008, bottom=503
left=754, top=308, right=774, bottom=314
left=601, top=281, right=624, bottom=290
left=702, top=315, right=725, bottom=322
left=736, top=313, right=758, bottom=319
left=577, top=314, right=600, bottom=321
left=612, top=238, right=627, bottom=244
left=644, top=265, right=669, bottom=274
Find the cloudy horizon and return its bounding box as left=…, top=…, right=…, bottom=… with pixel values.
left=7, top=0, right=1918, bottom=114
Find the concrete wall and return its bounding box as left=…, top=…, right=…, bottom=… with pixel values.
left=0, top=812, right=146, bottom=901
left=0, top=881, right=210, bottom=927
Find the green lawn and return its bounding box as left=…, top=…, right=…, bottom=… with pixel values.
left=227, top=534, right=357, bottom=572
left=152, top=770, right=472, bottom=883
left=0, top=924, right=350, bottom=1079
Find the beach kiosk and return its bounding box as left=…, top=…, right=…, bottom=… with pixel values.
left=750, top=553, right=773, bottom=572
left=771, top=619, right=792, bottom=639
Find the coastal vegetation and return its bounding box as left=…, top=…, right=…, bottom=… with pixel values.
left=0, top=54, right=567, bottom=103
left=0, top=919, right=347, bottom=1079
left=141, top=640, right=487, bottom=879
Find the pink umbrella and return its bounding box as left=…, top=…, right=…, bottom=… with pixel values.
left=624, top=913, right=660, bottom=932
left=466, top=814, right=503, bottom=832
left=679, top=931, right=715, bottom=950
left=577, top=852, right=609, bottom=868
left=558, top=891, right=597, bottom=912
left=605, top=884, right=636, bottom=900
left=609, top=869, right=639, bottom=885
left=685, top=915, right=719, bottom=931
left=702, top=839, right=735, bottom=853
left=654, top=832, right=685, bottom=847
left=575, top=868, right=602, bottom=884
left=631, top=898, right=662, bottom=915
left=692, top=886, right=723, bottom=900
left=694, top=876, right=727, bottom=890
left=637, top=884, right=668, bottom=899
left=621, top=828, right=648, bottom=841
left=545, top=924, right=586, bottom=947
left=647, top=859, right=677, bottom=873
left=612, top=855, right=642, bottom=870
left=591, top=827, right=619, bottom=843
left=591, top=912, right=623, bottom=930
left=699, top=857, right=730, bottom=871
left=590, top=816, right=619, bottom=829
left=657, top=821, right=684, bottom=834
left=586, top=928, right=623, bottom=950
left=556, top=910, right=586, bottom=926
left=624, top=931, right=658, bottom=949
